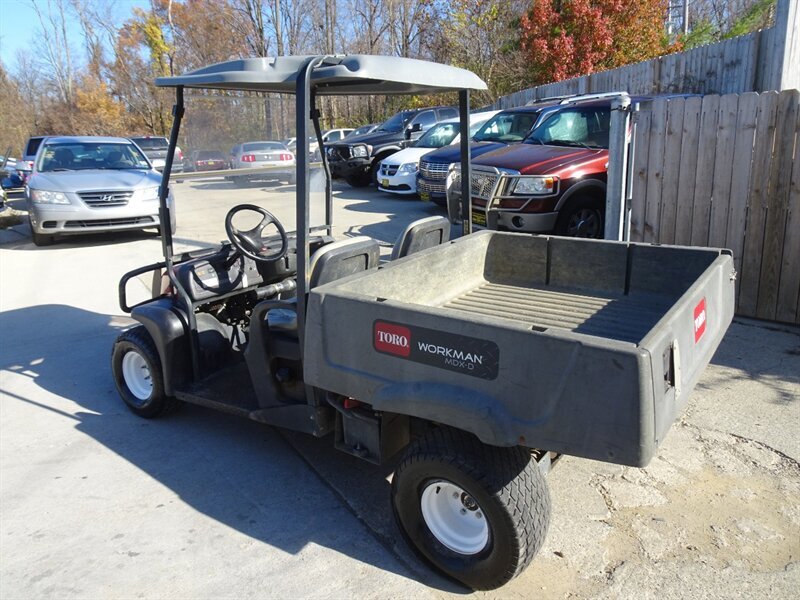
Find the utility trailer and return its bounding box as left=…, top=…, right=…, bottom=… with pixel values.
left=112, top=55, right=735, bottom=590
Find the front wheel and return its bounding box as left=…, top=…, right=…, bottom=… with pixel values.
left=555, top=195, right=605, bottom=238
left=112, top=326, right=179, bottom=418
left=392, top=428, right=551, bottom=590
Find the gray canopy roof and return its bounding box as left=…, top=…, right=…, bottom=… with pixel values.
left=155, top=55, right=487, bottom=95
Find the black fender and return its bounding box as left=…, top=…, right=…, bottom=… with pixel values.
left=130, top=298, right=190, bottom=395
left=370, top=146, right=403, bottom=162
left=554, top=179, right=607, bottom=212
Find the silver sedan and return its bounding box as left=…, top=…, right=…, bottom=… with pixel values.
left=26, top=136, right=173, bottom=246
left=228, top=141, right=295, bottom=186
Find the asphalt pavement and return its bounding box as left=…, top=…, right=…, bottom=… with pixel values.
left=1, top=180, right=798, bottom=599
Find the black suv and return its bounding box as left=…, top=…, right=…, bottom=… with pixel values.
left=327, top=106, right=458, bottom=187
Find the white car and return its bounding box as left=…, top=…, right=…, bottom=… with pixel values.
left=377, top=110, right=499, bottom=196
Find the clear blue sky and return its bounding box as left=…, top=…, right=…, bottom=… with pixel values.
left=0, top=0, right=149, bottom=69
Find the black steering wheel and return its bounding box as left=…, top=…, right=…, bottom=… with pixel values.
left=224, top=204, right=289, bottom=263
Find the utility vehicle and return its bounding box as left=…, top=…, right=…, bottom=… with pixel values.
left=112, top=55, right=735, bottom=590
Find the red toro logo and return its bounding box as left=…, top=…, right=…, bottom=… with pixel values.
left=374, top=322, right=411, bottom=357
left=693, top=298, right=707, bottom=343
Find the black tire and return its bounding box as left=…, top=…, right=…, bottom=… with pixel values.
left=392, top=428, right=551, bottom=590
left=345, top=173, right=371, bottom=188
left=555, top=195, right=605, bottom=238
left=111, top=325, right=180, bottom=418
left=31, top=229, right=54, bottom=246
left=369, top=160, right=382, bottom=186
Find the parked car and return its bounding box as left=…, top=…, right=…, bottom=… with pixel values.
left=416, top=102, right=563, bottom=206
left=283, top=137, right=297, bottom=152
left=185, top=149, right=227, bottom=172
left=22, top=136, right=48, bottom=171
left=228, top=141, right=295, bottom=186
left=327, top=106, right=459, bottom=187
left=26, top=136, right=172, bottom=246
left=129, top=136, right=184, bottom=173
left=345, top=123, right=379, bottom=138
left=448, top=94, right=695, bottom=237
left=377, top=110, right=499, bottom=196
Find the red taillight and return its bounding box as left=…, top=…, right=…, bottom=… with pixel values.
left=27, top=161, right=34, bottom=168
left=280, top=153, right=293, bottom=161
left=177, top=149, right=183, bottom=160
left=242, top=154, right=256, bottom=163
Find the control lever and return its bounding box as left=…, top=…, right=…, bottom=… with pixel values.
left=255, top=278, right=297, bottom=300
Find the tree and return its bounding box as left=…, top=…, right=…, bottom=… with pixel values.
left=519, top=0, right=674, bottom=84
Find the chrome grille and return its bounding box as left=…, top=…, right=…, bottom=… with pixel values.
left=78, top=190, right=133, bottom=207
left=419, top=160, right=449, bottom=180
left=417, top=178, right=446, bottom=194
left=471, top=172, right=498, bottom=199
left=327, top=146, right=350, bottom=161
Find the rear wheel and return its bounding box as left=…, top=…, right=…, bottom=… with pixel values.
left=112, top=326, right=179, bottom=418
left=555, top=195, right=604, bottom=238
left=392, top=428, right=551, bottom=590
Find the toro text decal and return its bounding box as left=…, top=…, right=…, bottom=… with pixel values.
left=693, top=298, right=707, bottom=343
left=374, top=320, right=499, bottom=380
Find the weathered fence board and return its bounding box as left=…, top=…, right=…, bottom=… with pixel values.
left=630, top=91, right=800, bottom=324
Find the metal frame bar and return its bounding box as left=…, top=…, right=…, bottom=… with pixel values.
left=458, top=90, right=471, bottom=236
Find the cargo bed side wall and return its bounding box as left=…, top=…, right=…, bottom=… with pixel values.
left=340, top=232, right=491, bottom=305
left=642, top=254, right=736, bottom=443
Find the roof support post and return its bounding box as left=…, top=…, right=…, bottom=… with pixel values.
left=605, top=94, right=632, bottom=241
left=458, top=89, right=472, bottom=236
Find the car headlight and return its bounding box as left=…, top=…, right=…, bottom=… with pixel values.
left=30, top=189, right=69, bottom=204
left=133, top=186, right=160, bottom=201
left=512, top=176, right=555, bottom=195
left=351, top=145, right=369, bottom=158
left=398, top=162, right=418, bottom=174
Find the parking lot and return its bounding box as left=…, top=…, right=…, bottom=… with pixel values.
left=1, top=179, right=799, bottom=598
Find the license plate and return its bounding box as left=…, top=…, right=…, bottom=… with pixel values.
left=472, top=211, right=487, bottom=227
left=419, top=191, right=430, bottom=202
left=381, top=178, right=389, bottom=187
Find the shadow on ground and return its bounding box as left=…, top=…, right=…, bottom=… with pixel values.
left=0, top=303, right=464, bottom=593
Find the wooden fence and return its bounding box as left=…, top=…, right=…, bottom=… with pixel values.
left=628, top=91, right=800, bottom=324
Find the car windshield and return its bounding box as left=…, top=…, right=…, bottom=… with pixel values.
left=376, top=111, right=412, bottom=133
left=37, top=142, right=151, bottom=172
left=242, top=142, right=285, bottom=152
left=415, top=122, right=461, bottom=148
left=131, top=137, right=169, bottom=149
left=525, top=107, right=611, bottom=149
left=473, top=111, right=539, bottom=143
left=347, top=125, right=373, bottom=137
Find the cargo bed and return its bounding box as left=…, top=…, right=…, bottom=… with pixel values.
left=304, top=231, right=735, bottom=467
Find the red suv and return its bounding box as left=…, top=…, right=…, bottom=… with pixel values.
left=448, top=99, right=614, bottom=238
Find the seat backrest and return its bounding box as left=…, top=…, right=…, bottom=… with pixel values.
left=391, top=216, right=451, bottom=260
left=309, top=236, right=380, bottom=288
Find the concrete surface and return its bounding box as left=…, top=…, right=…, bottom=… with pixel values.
left=1, top=180, right=798, bottom=599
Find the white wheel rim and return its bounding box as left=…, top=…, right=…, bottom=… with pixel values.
left=122, top=351, right=153, bottom=402
left=420, top=480, right=489, bottom=555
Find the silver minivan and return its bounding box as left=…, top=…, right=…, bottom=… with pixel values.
left=26, top=136, right=172, bottom=246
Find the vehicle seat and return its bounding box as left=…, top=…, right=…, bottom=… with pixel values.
left=265, top=236, right=380, bottom=334
left=390, top=216, right=451, bottom=260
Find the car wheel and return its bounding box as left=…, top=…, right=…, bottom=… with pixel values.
left=345, top=174, right=370, bottom=188
left=392, top=427, right=551, bottom=590
left=555, top=196, right=605, bottom=238
left=111, top=326, right=180, bottom=418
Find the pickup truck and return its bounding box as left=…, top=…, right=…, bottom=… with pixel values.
left=446, top=98, right=621, bottom=236
left=327, top=106, right=458, bottom=186
left=130, top=136, right=184, bottom=173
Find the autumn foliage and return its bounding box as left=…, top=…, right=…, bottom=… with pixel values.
left=519, top=0, right=677, bottom=83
